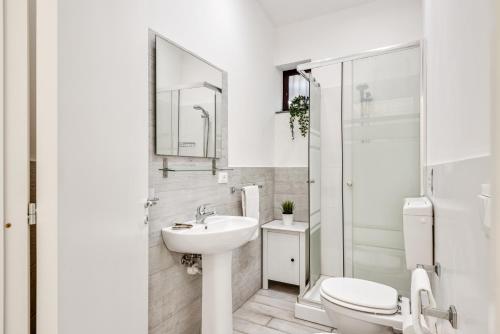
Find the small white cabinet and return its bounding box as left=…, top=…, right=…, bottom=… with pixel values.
left=262, top=220, right=309, bottom=293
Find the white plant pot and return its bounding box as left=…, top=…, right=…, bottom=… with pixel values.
left=282, top=214, right=294, bottom=226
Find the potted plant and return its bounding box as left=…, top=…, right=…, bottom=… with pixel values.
left=281, top=200, right=295, bottom=226
left=289, top=95, right=310, bottom=140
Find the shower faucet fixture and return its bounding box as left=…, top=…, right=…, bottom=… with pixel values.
left=193, top=105, right=209, bottom=118
left=356, top=83, right=373, bottom=103
left=192, top=105, right=210, bottom=157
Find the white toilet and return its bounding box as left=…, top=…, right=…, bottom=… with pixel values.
left=320, top=197, right=433, bottom=334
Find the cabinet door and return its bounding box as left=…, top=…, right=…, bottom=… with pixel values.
left=267, top=232, right=300, bottom=285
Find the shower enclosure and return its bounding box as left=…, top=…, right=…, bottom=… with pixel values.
left=296, top=42, right=422, bottom=316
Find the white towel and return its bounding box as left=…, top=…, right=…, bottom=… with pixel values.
left=401, top=297, right=415, bottom=334
left=410, top=268, right=436, bottom=334
left=242, top=185, right=259, bottom=241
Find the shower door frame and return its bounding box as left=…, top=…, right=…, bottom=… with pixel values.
left=307, top=76, right=322, bottom=289
left=296, top=40, right=426, bottom=305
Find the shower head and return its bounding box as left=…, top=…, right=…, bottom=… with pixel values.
left=355, top=83, right=373, bottom=103
left=356, top=83, right=369, bottom=92
left=193, top=105, right=209, bottom=118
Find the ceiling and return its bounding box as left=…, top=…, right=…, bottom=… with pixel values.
left=256, top=0, right=378, bottom=26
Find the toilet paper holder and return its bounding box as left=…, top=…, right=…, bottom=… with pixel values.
left=420, top=290, right=458, bottom=329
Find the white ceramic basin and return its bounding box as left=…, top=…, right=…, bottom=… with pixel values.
left=162, top=215, right=258, bottom=254
left=162, top=215, right=258, bottom=334
left=161, top=216, right=259, bottom=334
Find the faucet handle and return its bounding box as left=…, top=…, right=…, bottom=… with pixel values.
left=197, top=203, right=210, bottom=214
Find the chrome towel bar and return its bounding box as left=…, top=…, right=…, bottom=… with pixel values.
left=230, top=184, right=263, bottom=194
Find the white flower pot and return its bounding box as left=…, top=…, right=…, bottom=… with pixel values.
left=282, top=214, right=294, bottom=226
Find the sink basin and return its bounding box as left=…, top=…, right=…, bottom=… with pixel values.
left=161, top=215, right=258, bottom=334
left=162, top=215, right=258, bottom=254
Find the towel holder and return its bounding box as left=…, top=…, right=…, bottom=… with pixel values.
left=419, top=290, right=458, bottom=329
left=158, top=158, right=234, bottom=178
left=230, top=183, right=263, bottom=194
left=417, top=263, right=441, bottom=277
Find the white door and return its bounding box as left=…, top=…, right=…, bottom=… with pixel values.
left=4, top=0, right=31, bottom=332
left=35, top=2, right=149, bottom=333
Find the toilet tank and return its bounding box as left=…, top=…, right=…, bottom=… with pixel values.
left=403, top=197, right=433, bottom=270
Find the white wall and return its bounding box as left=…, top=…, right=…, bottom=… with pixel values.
left=275, top=0, right=422, bottom=66
left=495, top=2, right=500, bottom=333
left=274, top=113, right=308, bottom=167
left=424, top=0, right=492, bottom=164
left=148, top=0, right=280, bottom=167
left=273, top=0, right=422, bottom=168
left=423, top=0, right=493, bottom=333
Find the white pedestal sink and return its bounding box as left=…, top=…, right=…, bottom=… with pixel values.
left=162, top=215, right=258, bottom=334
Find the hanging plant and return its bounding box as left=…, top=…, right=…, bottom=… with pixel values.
left=289, top=95, right=310, bottom=140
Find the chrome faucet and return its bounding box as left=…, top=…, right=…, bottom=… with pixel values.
left=195, top=204, right=216, bottom=224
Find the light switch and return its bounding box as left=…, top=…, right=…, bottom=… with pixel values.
left=218, top=171, right=228, bottom=184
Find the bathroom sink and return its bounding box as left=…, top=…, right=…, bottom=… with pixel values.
left=162, top=215, right=258, bottom=254
left=162, top=215, right=258, bottom=333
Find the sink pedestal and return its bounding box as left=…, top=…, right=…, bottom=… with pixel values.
left=202, top=251, right=233, bottom=334
left=162, top=216, right=258, bottom=333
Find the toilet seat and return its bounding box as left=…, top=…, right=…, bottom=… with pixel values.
left=320, top=277, right=403, bottom=331
left=320, top=277, right=398, bottom=315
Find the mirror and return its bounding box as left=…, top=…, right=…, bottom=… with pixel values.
left=155, top=35, right=223, bottom=158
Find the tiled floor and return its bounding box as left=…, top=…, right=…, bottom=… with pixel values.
left=232, top=283, right=335, bottom=334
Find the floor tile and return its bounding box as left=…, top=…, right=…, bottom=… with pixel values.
left=233, top=286, right=335, bottom=334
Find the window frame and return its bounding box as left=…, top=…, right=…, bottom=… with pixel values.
left=282, top=69, right=310, bottom=111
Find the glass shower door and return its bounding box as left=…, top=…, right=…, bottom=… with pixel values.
left=308, top=79, right=321, bottom=288
left=343, top=46, right=421, bottom=296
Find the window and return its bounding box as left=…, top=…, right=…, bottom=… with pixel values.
left=282, top=69, right=310, bottom=111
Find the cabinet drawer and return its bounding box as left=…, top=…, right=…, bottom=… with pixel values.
left=267, top=231, right=299, bottom=285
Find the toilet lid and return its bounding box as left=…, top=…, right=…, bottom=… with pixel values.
left=320, top=277, right=398, bottom=314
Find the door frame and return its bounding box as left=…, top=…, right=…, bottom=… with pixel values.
left=0, top=0, right=4, bottom=328
left=4, top=0, right=31, bottom=332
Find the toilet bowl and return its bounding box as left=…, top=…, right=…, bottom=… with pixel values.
left=320, top=277, right=403, bottom=334
left=319, top=198, right=433, bottom=334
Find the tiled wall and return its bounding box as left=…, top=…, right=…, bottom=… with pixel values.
left=147, top=165, right=307, bottom=334
left=274, top=167, right=309, bottom=222
left=148, top=167, right=275, bottom=334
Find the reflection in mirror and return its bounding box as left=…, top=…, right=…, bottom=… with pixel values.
left=155, top=35, right=223, bottom=158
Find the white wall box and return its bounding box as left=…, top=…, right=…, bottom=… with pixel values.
left=262, top=220, right=309, bottom=293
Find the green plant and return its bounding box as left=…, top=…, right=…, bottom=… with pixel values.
left=289, top=95, right=310, bottom=140
left=281, top=200, right=295, bottom=215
